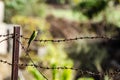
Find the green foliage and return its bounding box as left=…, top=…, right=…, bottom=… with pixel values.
left=66, top=40, right=107, bottom=73
left=42, top=43, right=73, bottom=80
left=57, top=0, right=66, bottom=4
left=4, top=0, right=120, bottom=80
left=25, top=43, right=74, bottom=80
left=27, top=67, right=45, bottom=80
left=46, top=0, right=69, bottom=4
left=71, top=0, right=81, bottom=5
left=78, top=77, right=94, bottom=80
left=61, top=67, right=72, bottom=80
left=4, top=0, right=46, bottom=23
left=105, top=6, right=120, bottom=27
left=92, top=0, right=120, bottom=27
left=51, top=63, right=57, bottom=80
left=11, top=15, right=50, bottom=33
left=72, top=0, right=108, bottom=19
left=12, top=15, right=73, bottom=80
left=4, top=0, right=25, bottom=22
left=104, top=75, right=111, bottom=80
left=51, top=9, right=87, bottom=22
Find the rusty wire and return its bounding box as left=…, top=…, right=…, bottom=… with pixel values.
left=20, top=35, right=117, bottom=43
left=0, top=34, right=117, bottom=43
left=0, top=59, right=12, bottom=65
left=0, top=59, right=120, bottom=77
left=17, top=39, right=48, bottom=80
left=0, top=33, right=120, bottom=78
left=0, top=34, right=13, bottom=37
left=0, top=34, right=13, bottom=44
left=0, top=34, right=118, bottom=43
left=0, top=37, right=13, bottom=44
left=19, top=34, right=120, bottom=77
left=18, top=64, right=120, bottom=76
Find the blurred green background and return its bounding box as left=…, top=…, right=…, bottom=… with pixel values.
left=3, top=0, right=120, bottom=80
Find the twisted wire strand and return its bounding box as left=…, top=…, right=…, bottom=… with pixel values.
left=0, top=59, right=12, bottom=65
left=0, top=34, right=119, bottom=78
left=0, top=59, right=120, bottom=77
left=0, top=36, right=13, bottom=44
left=17, top=40, right=48, bottom=80
left=0, top=33, right=13, bottom=44
left=0, top=34, right=13, bottom=37
left=20, top=35, right=117, bottom=43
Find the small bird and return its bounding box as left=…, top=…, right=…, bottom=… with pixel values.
left=27, top=30, right=38, bottom=51
left=25, top=30, right=48, bottom=80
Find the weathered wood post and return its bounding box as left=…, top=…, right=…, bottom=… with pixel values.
left=11, top=26, right=20, bottom=80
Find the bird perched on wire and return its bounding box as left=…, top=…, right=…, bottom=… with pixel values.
left=25, top=30, right=48, bottom=80
left=26, top=30, right=38, bottom=52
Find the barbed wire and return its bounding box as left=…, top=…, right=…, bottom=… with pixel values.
left=0, top=34, right=117, bottom=43
left=0, top=37, right=13, bottom=44
left=0, top=34, right=13, bottom=44
left=0, top=34, right=119, bottom=43
left=17, top=39, right=48, bottom=80
left=18, top=35, right=120, bottom=77
left=0, top=59, right=120, bottom=77
left=20, top=35, right=118, bottom=43
left=0, top=34, right=13, bottom=37
left=0, top=59, right=12, bottom=65
left=0, top=33, right=120, bottom=79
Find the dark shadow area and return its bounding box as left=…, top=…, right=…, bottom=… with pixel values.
left=60, top=21, right=120, bottom=80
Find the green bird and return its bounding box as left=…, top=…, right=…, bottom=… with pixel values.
left=25, top=31, right=48, bottom=80
left=27, top=30, right=38, bottom=51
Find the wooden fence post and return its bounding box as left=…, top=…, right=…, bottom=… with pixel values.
left=11, top=26, right=20, bottom=80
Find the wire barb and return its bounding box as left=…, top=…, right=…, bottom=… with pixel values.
left=0, top=34, right=13, bottom=37
left=1, top=33, right=120, bottom=79
left=0, top=59, right=119, bottom=77
left=20, top=35, right=117, bottom=43
left=17, top=39, right=48, bottom=80
left=0, top=59, right=12, bottom=65
left=0, top=33, right=13, bottom=44
left=0, top=36, right=13, bottom=44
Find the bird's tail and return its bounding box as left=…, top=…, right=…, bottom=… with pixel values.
left=25, top=44, right=30, bottom=56
left=26, top=43, right=30, bottom=51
